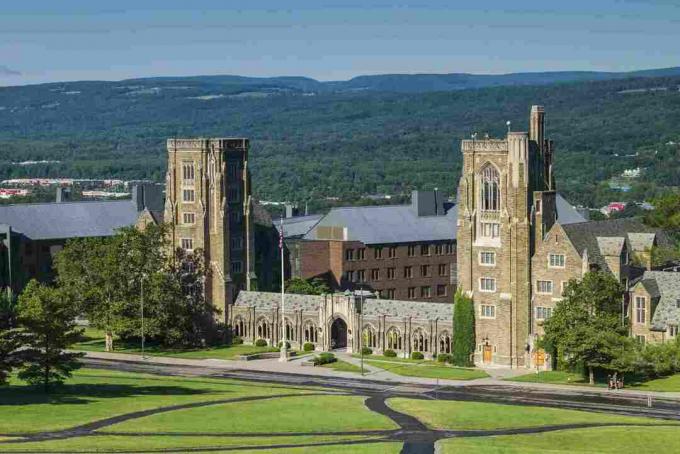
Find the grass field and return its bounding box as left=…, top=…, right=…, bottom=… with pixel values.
left=0, top=368, right=396, bottom=452
left=508, top=370, right=680, bottom=392
left=388, top=398, right=670, bottom=430
left=0, top=367, right=675, bottom=453
left=321, top=359, right=364, bottom=374
left=73, top=327, right=284, bottom=360
left=437, top=426, right=680, bottom=453
left=365, top=359, right=488, bottom=380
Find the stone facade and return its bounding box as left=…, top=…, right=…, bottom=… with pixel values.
left=231, top=291, right=453, bottom=358
left=165, top=138, right=254, bottom=323
left=457, top=106, right=555, bottom=368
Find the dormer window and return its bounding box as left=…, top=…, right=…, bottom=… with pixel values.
left=481, top=165, right=500, bottom=212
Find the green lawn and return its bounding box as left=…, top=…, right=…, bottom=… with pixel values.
left=0, top=435, right=384, bottom=453
left=437, top=426, right=680, bottom=453
left=321, top=359, right=364, bottom=374
left=0, top=368, right=397, bottom=453
left=366, top=360, right=488, bottom=380
left=388, top=398, right=667, bottom=430
left=508, top=370, right=680, bottom=392
left=507, top=370, right=590, bottom=386
left=109, top=395, right=396, bottom=433
left=0, top=369, right=315, bottom=434
left=352, top=354, right=434, bottom=364
left=73, top=327, right=282, bottom=360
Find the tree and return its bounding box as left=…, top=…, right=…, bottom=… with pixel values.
left=17, top=280, right=83, bottom=391
left=285, top=278, right=330, bottom=295
left=644, top=193, right=680, bottom=235
left=452, top=291, right=475, bottom=367
left=0, top=290, right=23, bottom=385
left=542, top=272, right=629, bottom=384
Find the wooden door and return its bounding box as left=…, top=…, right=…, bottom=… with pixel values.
left=483, top=344, right=492, bottom=363
left=533, top=349, right=545, bottom=367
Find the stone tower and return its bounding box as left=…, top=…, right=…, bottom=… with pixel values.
left=456, top=106, right=556, bottom=368
left=165, top=138, right=254, bottom=324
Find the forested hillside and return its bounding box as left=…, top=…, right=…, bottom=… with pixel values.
left=0, top=72, right=679, bottom=209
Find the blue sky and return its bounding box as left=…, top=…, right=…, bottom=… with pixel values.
left=1, top=0, right=678, bottom=86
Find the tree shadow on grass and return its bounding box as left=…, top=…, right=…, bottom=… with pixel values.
left=0, top=383, right=212, bottom=406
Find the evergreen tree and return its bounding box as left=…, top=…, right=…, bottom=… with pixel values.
left=0, top=290, right=23, bottom=385
left=452, top=291, right=475, bottom=367
left=17, top=280, right=83, bottom=392
left=285, top=278, right=330, bottom=295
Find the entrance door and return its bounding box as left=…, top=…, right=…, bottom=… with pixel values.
left=483, top=344, right=492, bottom=363
left=533, top=349, right=545, bottom=367
left=330, top=318, right=347, bottom=349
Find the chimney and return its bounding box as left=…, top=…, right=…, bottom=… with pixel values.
left=285, top=203, right=295, bottom=219
left=412, top=190, right=440, bottom=217
left=132, top=183, right=164, bottom=212
left=529, top=105, right=545, bottom=149
left=56, top=187, right=71, bottom=203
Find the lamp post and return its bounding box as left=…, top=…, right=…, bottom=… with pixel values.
left=140, top=275, right=146, bottom=360
left=279, top=216, right=288, bottom=362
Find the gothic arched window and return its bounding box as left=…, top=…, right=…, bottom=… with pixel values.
left=256, top=318, right=270, bottom=340
left=362, top=325, right=377, bottom=348
left=412, top=328, right=428, bottom=352
left=304, top=321, right=318, bottom=343
left=481, top=165, right=500, bottom=211
left=439, top=331, right=451, bottom=354
left=233, top=316, right=246, bottom=337
left=386, top=327, right=402, bottom=350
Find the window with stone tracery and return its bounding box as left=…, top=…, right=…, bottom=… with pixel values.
left=386, top=327, right=402, bottom=350
left=481, top=165, right=500, bottom=211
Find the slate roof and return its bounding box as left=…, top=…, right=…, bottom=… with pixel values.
left=234, top=291, right=452, bottom=321
left=638, top=271, right=680, bottom=331
left=277, top=214, right=323, bottom=239
left=0, top=200, right=141, bottom=240
left=555, top=194, right=587, bottom=225
left=302, top=193, right=583, bottom=245
left=304, top=203, right=458, bottom=245
left=562, top=218, right=670, bottom=273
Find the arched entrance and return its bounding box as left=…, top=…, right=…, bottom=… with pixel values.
left=330, top=318, right=347, bottom=349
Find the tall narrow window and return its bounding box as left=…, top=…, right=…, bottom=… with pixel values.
left=182, top=161, right=195, bottom=182
left=481, top=165, right=500, bottom=211
left=635, top=296, right=646, bottom=324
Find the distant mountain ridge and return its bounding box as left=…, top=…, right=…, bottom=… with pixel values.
left=6, top=66, right=680, bottom=93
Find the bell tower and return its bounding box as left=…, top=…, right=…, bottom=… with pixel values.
left=457, top=105, right=556, bottom=368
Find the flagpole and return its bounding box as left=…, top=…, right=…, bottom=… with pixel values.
left=279, top=215, right=288, bottom=362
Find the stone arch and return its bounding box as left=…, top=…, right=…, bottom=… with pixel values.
left=256, top=316, right=270, bottom=340
left=282, top=317, right=295, bottom=342
left=303, top=319, right=319, bottom=344
left=329, top=315, right=348, bottom=349
left=233, top=315, right=246, bottom=338
left=439, top=330, right=452, bottom=354
left=361, top=323, right=378, bottom=348
left=411, top=327, right=429, bottom=353
left=385, top=326, right=403, bottom=351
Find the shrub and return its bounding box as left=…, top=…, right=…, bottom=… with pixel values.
left=383, top=349, right=397, bottom=358
left=303, top=342, right=315, bottom=352
left=411, top=351, right=425, bottom=360
left=313, top=352, right=336, bottom=366
left=277, top=341, right=291, bottom=349
left=231, top=336, right=244, bottom=345
left=255, top=339, right=267, bottom=347
left=360, top=346, right=373, bottom=355
left=437, top=353, right=452, bottom=363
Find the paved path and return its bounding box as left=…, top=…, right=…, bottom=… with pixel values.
left=80, top=350, right=680, bottom=402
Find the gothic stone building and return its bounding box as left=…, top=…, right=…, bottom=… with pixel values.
left=165, top=138, right=255, bottom=322
left=457, top=105, right=676, bottom=368
left=231, top=290, right=453, bottom=357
